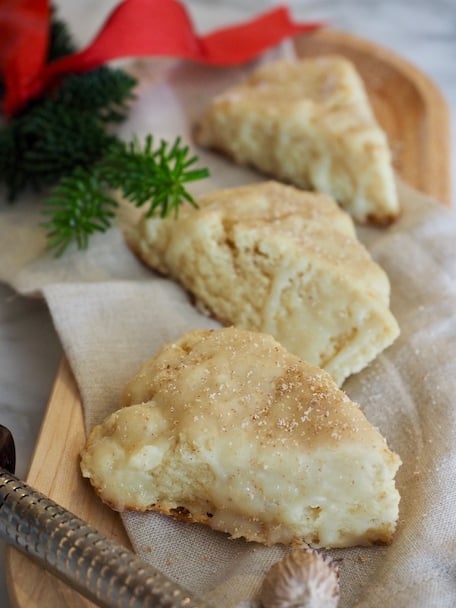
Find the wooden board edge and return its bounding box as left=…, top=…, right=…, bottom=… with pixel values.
left=5, top=359, right=131, bottom=608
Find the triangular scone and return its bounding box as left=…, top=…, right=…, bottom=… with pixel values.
left=81, top=327, right=401, bottom=548
left=194, top=55, right=399, bottom=224
left=126, top=181, right=399, bottom=386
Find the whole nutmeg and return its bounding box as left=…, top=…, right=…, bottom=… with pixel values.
left=260, top=548, right=340, bottom=608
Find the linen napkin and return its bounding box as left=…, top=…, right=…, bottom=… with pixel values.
left=1, top=50, right=456, bottom=607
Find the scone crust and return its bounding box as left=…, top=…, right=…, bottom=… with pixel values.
left=194, top=55, right=399, bottom=224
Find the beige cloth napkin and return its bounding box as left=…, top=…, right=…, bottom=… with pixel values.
left=1, top=50, right=456, bottom=607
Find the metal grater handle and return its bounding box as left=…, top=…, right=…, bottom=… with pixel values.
left=0, top=468, right=212, bottom=608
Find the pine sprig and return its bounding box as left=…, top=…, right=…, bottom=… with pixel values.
left=18, top=103, right=116, bottom=188
left=42, top=166, right=118, bottom=256
left=0, top=71, right=136, bottom=200
left=0, top=7, right=210, bottom=254
left=47, top=12, right=77, bottom=60
left=51, top=67, right=137, bottom=123
left=0, top=7, right=137, bottom=201
left=42, top=137, right=209, bottom=255
left=103, top=136, right=208, bottom=217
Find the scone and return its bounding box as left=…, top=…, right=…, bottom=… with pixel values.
left=194, top=55, right=399, bottom=224
left=127, top=181, right=399, bottom=386
left=81, top=327, right=401, bottom=548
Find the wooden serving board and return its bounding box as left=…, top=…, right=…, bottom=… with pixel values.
left=6, top=28, right=451, bottom=608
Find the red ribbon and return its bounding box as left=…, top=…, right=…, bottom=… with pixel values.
left=0, top=0, right=50, bottom=114
left=0, top=0, right=322, bottom=117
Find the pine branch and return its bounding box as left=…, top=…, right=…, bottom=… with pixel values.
left=0, top=5, right=137, bottom=200
left=41, top=166, right=118, bottom=257
left=0, top=126, right=29, bottom=200
left=103, top=136, right=209, bottom=217
left=47, top=12, right=77, bottom=60
left=0, top=67, right=136, bottom=200
left=0, top=100, right=118, bottom=199
left=52, top=68, right=137, bottom=123
left=1, top=6, right=209, bottom=255
left=41, top=137, right=209, bottom=255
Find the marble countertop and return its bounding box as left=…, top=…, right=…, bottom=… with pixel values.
left=1, top=0, right=455, bottom=606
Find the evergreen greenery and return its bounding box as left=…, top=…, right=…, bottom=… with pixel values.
left=0, top=7, right=209, bottom=254
left=42, top=137, right=209, bottom=256
left=47, top=11, right=77, bottom=60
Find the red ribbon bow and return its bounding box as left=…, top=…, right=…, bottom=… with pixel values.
left=0, top=0, right=322, bottom=117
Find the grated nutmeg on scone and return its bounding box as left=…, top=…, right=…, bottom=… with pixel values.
left=194, top=55, right=399, bottom=224
left=81, top=327, right=401, bottom=548
left=126, top=181, right=399, bottom=387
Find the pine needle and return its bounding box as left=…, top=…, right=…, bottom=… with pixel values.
left=41, top=166, right=118, bottom=257
left=47, top=11, right=77, bottom=60
left=0, top=66, right=136, bottom=199
left=1, top=6, right=209, bottom=255
left=103, top=136, right=208, bottom=217
left=51, top=67, right=137, bottom=123
left=41, top=138, right=209, bottom=255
